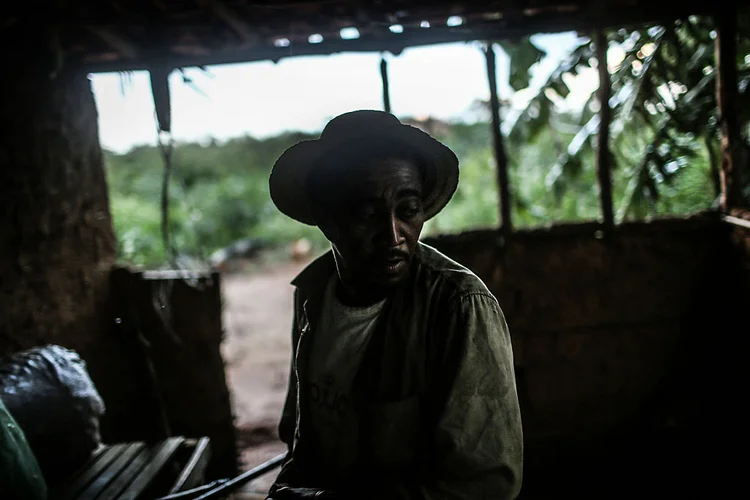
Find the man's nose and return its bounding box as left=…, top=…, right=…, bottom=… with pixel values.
left=380, top=212, right=404, bottom=247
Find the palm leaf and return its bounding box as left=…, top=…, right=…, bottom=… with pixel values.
left=498, top=38, right=547, bottom=91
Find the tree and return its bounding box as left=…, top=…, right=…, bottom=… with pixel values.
left=504, top=15, right=750, bottom=221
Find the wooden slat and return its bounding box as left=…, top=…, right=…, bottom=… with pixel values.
left=118, top=437, right=186, bottom=500
left=61, top=445, right=108, bottom=489
left=723, top=214, right=750, bottom=230
left=78, top=442, right=146, bottom=500
left=168, top=437, right=211, bottom=493
left=97, top=441, right=171, bottom=500
left=141, top=270, right=212, bottom=280
left=61, top=444, right=129, bottom=500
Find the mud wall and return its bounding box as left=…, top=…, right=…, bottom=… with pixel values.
left=0, top=60, right=237, bottom=480
left=0, top=60, right=167, bottom=481
left=0, top=65, right=116, bottom=357
left=425, top=215, right=744, bottom=497
left=729, top=210, right=750, bottom=293
left=724, top=211, right=750, bottom=488
left=0, top=60, right=125, bottom=422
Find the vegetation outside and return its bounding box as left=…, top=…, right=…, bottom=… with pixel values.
left=106, top=15, right=749, bottom=268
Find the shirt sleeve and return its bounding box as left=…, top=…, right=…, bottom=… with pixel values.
left=367, top=292, right=524, bottom=500
left=271, top=290, right=303, bottom=494
left=278, top=312, right=298, bottom=451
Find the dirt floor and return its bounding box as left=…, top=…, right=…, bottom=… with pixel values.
left=220, top=258, right=310, bottom=496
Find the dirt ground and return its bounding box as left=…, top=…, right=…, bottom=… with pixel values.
left=220, top=258, right=310, bottom=496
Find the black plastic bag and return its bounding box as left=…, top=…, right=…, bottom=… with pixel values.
left=0, top=345, right=105, bottom=481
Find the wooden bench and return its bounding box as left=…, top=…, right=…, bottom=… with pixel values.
left=53, top=436, right=211, bottom=500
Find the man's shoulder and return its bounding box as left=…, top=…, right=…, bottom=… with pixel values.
left=291, top=251, right=336, bottom=290
left=414, top=242, right=495, bottom=300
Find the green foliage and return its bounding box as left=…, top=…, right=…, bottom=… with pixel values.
left=106, top=126, right=505, bottom=267
left=424, top=129, right=500, bottom=235
left=498, top=38, right=547, bottom=91
left=105, top=132, right=328, bottom=267
left=107, top=119, right=721, bottom=267
left=109, top=194, right=163, bottom=267
left=499, top=17, right=750, bottom=224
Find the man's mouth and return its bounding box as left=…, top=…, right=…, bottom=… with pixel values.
left=380, top=254, right=408, bottom=274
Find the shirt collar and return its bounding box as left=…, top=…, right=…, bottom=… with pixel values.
left=291, top=249, right=337, bottom=297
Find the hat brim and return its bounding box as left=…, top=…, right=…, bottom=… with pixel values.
left=269, top=125, right=459, bottom=226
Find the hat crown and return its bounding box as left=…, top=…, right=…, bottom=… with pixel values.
left=320, top=110, right=402, bottom=141
left=270, top=109, right=458, bottom=226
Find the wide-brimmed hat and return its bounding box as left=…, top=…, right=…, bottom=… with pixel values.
left=269, top=110, right=459, bottom=226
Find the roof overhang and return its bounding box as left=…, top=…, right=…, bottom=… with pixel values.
left=2, top=1, right=732, bottom=73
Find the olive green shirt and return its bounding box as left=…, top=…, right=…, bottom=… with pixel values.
left=273, top=243, right=523, bottom=500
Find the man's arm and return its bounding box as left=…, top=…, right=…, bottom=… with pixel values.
left=366, top=292, right=523, bottom=500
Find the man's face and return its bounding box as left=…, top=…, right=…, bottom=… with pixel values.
left=318, top=158, right=425, bottom=296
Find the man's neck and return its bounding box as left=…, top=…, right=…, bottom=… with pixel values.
left=334, top=278, right=389, bottom=308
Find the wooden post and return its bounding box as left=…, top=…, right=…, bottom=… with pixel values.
left=380, top=56, right=391, bottom=113
left=715, top=8, right=745, bottom=211
left=149, top=63, right=178, bottom=265
left=149, top=63, right=172, bottom=133
left=594, top=29, right=615, bottom=231
left=485, top=43, right=512, bottom=235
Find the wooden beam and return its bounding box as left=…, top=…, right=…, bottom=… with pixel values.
left=15, top=1, right=714, bottom=29
left=380, top=56, right=391, bottom=113
left=594, top=29, right=615, bottom=232
left=86, top=26, right=139, bottom=59
left=714, top=7, right=745, bottom=211
left=80, top=2, right=717, bottom=73
left=485, top=43, right=512, bottom=235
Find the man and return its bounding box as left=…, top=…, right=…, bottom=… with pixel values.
left=267, top=110, right=522, bottom=500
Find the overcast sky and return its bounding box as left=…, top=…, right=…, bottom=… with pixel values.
left=91, top=32, right=597, bottom=153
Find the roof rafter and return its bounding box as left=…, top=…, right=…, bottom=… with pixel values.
left=86, top=25, right=139, bottom=60
left=200, top=0, right=260, bottom=46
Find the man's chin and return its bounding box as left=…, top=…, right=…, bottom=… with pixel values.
left=369, top=262, right=410, bottom=289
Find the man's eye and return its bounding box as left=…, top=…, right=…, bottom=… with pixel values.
left=399, top=204, right=422, bottom=218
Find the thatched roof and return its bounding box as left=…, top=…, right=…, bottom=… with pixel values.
left=3, top=1, right=728, bottom=72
